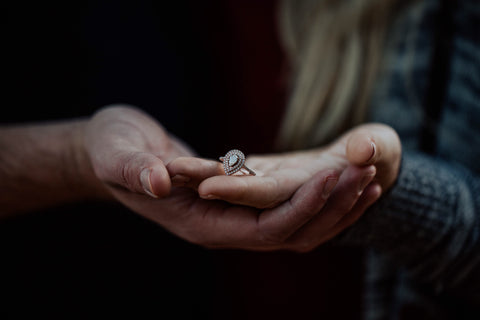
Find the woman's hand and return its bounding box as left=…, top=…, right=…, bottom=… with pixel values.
left=169, top=124, right=401, bottom=208
left=166, top=123, right=401, bottom=250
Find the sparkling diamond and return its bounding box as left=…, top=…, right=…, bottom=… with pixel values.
left=228, top=155, right=239, bottom=167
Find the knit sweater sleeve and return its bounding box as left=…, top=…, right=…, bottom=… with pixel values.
left=336, top=151, right=480, bottom=300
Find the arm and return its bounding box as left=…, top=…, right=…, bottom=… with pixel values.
left=338, top=151, right=480, bottom=299
left=0, top=120, right=110, bottom=217
left=0, top=105, right=194, bottom=217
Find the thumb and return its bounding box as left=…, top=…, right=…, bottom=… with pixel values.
left=346, top=124, right=402, bottom=189
left=98, top=150, right=171, bottom=198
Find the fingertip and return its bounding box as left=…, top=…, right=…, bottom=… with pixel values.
left=292, top=169, right=340, bottom=212
left=322, top=175, right=339, bottom=199
left=149, top=164, right=171, bottom=198
left=346, top=133, right=376, bottom=165
left=369, top=182, right=382, bottom=200
left=301, top=169, right=340, bottom=200
left=197, top=177, right=219, bottom=199
left=360, top=182, right=382, bottom=207
left=199, top=193, right=219, bottom=200
left=198, top=176, right=239, bottom=200
left=165, top=156, right=189, bottom=177
left=199, top=176, right=276, bottom=207
left=369, top=141, right=377, bottom=163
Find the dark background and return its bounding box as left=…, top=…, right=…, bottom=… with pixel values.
left=1, top=1, right=362, bottom=318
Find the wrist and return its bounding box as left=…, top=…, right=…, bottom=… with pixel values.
left=0, top=120, right=112, bottom=216
left=68, top=119, right=113, bottom=201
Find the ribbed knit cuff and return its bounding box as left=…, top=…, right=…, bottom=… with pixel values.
left=336, top=151, right=480, bottom=290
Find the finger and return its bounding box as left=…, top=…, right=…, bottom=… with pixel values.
left=285, top=165, right=376, bottom=251
left=166, top=157, right=224, bottom=189
left=197, top=170, right=305, bottom=208
left=253, top=170, right=339, bottom=244
left=346, top=124, right=401, bottom=190
left=346, top=124, right=399, bottom=164
left=346, top=124, right=401, bottom=166
left=316, top=182, right=382, bottom=244
left=98, top=150, right=171, bottom=198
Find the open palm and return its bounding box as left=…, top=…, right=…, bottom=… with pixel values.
left=168, top=123, right=400, bottom=209
left=166, top=124, right=401, bottom=250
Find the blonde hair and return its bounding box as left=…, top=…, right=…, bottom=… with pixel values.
left=276, top=0, right=409, bottom=150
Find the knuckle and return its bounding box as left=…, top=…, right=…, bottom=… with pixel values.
left=120, top=161, right=133, bottom=190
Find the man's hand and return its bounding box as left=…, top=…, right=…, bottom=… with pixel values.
left=84, top=105, right=194, bottom=199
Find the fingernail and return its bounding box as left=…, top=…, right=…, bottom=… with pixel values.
left=359, top=169, right=376, bottom=193
left=367, top=141, right=376, bottom=163
left=171, top=174, right=190, bottom=186
left=322, top=177, right=338, bottom=198
left=201, top=194, right=219, bottom=200
left=140, top=168, right=158, bottom=198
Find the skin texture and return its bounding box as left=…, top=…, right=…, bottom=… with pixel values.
left=0, top=106, right=401, bottom=251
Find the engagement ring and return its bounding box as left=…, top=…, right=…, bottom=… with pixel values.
left=219, top=149, right=256, bottom=176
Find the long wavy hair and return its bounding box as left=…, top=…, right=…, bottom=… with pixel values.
left=276, top=0, right=412, bottom=150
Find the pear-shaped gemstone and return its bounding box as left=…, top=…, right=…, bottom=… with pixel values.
left=228, top=154, right=239, bottom=167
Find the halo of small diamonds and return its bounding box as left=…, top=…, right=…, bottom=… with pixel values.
left=221, top=149, right=246, bottom=175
